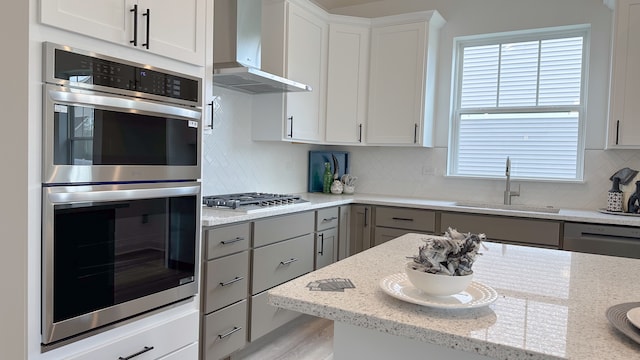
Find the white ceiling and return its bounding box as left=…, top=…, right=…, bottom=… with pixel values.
left=311, top=0, right=383, bottom=11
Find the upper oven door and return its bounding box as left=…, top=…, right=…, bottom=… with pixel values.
left=43, top=84, right=201, bottom=184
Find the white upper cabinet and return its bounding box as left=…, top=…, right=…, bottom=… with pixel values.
left=366, top=11, right=445, bottom=146
left=254, top=0, right=328, bottom=143
left=325, top=18, right=370, bottom=145
left=40, top=0, right=206, bottom=65
left=607, top=0, right=640, bottom=148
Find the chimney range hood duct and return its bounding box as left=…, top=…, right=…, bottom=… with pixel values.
left=213, top=0, right=312, bottom=94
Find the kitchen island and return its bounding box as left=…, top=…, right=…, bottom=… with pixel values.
left=268, top=233, right=640, bottom=359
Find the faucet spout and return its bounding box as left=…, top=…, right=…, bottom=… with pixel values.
left=504, top=157, right=520, bottom=205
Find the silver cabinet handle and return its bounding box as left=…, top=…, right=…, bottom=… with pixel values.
left=118, top=346, right=154, bottom=360
left=220, top=236, right=244, bottom=245
left=321, top=216, right=338, bottom=223
left=318, top=233, right=324, bottom=256
left=279, top=258, right=298, bottom=265
left=218, top=326, right=242, bottom=339
left=219, top=276, right=244, bottom=287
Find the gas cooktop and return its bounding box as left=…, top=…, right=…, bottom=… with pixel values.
left=202, top=192, right=309, bottom=213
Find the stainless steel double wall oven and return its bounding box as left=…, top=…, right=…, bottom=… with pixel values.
left=41, top=42, right=202, bottom=347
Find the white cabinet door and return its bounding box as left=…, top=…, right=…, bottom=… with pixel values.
left=608, top=0, right=640, bottom=148
left=367, top=12, right=444, bottom=146
left=325, top=21, right=370, bottom=144
left=40, top=0, right=206, bottom=65
left=284, top=2, right=328, bottom=142
left=40, top=0, right=133, bottom=45
left=254, top=0, right=328, bottom=143
left=138, top=0, right=206, bottom=65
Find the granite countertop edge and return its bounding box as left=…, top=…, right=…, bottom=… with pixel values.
left=267, top=291, right=560, bottom=360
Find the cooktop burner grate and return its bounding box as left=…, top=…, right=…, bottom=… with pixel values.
left=202, top=192, right=308, bottom=210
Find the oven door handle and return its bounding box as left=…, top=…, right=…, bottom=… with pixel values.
left=46, top=85, right=201, bottom=121
left=46, top=183, right=201, bottom=204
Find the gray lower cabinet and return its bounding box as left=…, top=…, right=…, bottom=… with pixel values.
left=204, top=299, right=248, bottom=360
left=349, top=205, right=373, bottom=255
left=374, top=206, right=437, bottom=246
left=202, top=210, right=329, bottom=359
left=250, top=291, right=301, bottom=342
left=440, top=212, right=561, bottom=248
left=249, top=211, right=315, bottom=342
left=252, top=233, right=315, bottom=294
left=315, top=207, right=339, bottom=269
left=563, top=222, right=640, bottom=259
left=202, top=223, right=251, bottom=360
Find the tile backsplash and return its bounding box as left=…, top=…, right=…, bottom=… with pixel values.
left=203, top=87, right=640, bottom=210
left=202, top=87, right=315, bottom=196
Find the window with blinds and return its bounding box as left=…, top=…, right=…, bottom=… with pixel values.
left=448, top=26, right=588, bottom=181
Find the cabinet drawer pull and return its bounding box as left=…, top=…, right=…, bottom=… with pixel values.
left=219, top=276, right=244, bottom=287
left=118, top=346, right=154, bottom=360
left=321, top=216, right=338, bottom=223
left=279, top=258, right=298, bottom=265
left=220, top=236, right=244, bottom=245
left=392, top=217, right=414, bottom=222
left=318, top=233, right=324, bottom=256
left=218, top=326, right=242, bottom=339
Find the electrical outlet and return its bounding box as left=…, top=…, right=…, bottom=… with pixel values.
left=422, top=166, right=435, bottom=175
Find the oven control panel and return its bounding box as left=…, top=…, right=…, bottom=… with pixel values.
left=44, top=42, right=201, bottom=106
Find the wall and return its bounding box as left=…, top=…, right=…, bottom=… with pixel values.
left=202, top=86, right=317, bottom=196
left=203, top=0, right=640, bottom=211
left=0, top=0, right=29, bottom=358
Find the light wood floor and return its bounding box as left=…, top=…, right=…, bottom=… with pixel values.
left=228, top=315, right=334, bottom=360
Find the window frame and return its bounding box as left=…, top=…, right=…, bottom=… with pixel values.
left=447, top=25, right=590, bottom=182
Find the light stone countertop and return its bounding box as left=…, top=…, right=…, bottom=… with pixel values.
left=267, top=233, right=640, bottom=359
left=202, top=192, right=640, bottom=227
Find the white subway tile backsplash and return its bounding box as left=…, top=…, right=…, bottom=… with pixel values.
left=201, top=87, right=313, bottom=196
left=203, top=88, right=640, bottom=210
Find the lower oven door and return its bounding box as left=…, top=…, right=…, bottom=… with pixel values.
left=41, top=181, right=200, bottom=346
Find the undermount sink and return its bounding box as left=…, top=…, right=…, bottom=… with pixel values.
left=454, top=201, right=560, bottom=213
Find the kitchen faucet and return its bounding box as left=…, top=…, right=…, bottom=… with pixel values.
left=504, top=157, right=520, bottom=205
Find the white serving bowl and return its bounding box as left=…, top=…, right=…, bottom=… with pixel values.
left=405, top=263, right=473, bottom=296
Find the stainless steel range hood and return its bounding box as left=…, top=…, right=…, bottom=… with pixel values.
left=213, top=0, right=312, bottom=94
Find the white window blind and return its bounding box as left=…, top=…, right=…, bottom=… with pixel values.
left=450, top=27, right=588, bottom=181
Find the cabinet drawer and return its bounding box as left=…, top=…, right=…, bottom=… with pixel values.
left=375, top=207, right=436, bottom=232
left=205, top=251, right=249, bottom=313
left=316, top=207, right=339, bottom=231
left=157, top=342, right=198, bottom=360
left=374, top=227, right=428, bottom=247
left=206, top=223, right=250, bottom=259
left=203, top=300, right=248, bottom=360
left=68, top=311, right=198, bottom=360
left=252, top=233, right=314, bottom=294
left=250, top=291, right=301, bottom=342
left=254, top=212, right=314, bottom=247
left=441, top=212, right=560, bottom=247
